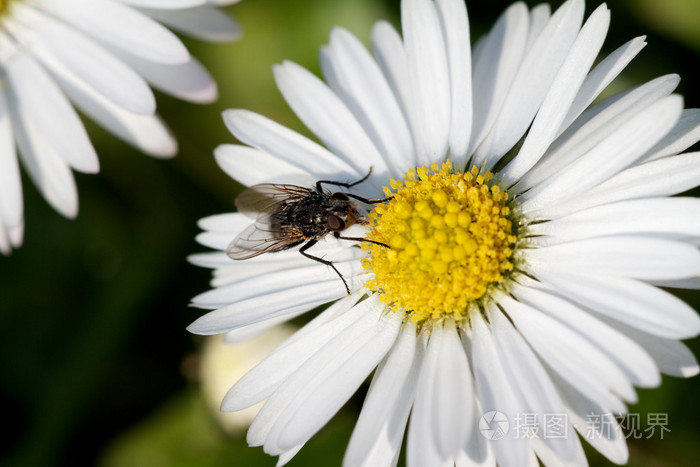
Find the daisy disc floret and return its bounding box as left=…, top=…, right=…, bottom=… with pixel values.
left=364, top=162, right=518, bottom=321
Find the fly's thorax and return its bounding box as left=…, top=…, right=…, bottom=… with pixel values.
left=362, top=162, right=521, bottom=324
left=279, top=190, right=354, bottom=237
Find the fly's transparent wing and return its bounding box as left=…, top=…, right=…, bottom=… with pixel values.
left=226, top=219, right=304, bottom=260
left=235, top=184, right=313, bottom=220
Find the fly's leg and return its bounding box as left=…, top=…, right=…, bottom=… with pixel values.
left=316, top=167, right=393, bottom=204
left=316, top=167, right=373, bottom=192
left=334, top=232, right=390, bottom=249
left=299, top=239, right=351, bottom=295
left=344, top=193, right=393, bottom=204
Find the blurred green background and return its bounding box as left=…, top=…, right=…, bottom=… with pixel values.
left=1, top=0, right=699, bottom=466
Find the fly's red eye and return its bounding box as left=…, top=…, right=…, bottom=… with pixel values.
left=330, top=192, right=349, bottom=201
left=327, top=214, right=345, bottom=231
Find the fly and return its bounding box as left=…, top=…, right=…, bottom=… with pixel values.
left=227, top=169, right=390, bottom=294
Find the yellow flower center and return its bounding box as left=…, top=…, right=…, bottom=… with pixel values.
left=362, top=162, right=518, bottom=323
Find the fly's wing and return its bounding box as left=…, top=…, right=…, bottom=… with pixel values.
left=226, top=217, right=304, bottom=260
left=229, top=184, right=311, bottom=260
left=235, top=184, right=312, bottom=220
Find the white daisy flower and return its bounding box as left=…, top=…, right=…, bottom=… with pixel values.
left=198, top=326, right=295, bottom=435
left=0, top=0, right=241, bottom=254
left=188, top=0, right=700, bottom=465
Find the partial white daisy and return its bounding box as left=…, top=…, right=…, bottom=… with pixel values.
left=197, top=325, right=295, bottom=435
left=189, top=0, right=700, bottom=465
left=0, top=0, right=241, bottom=254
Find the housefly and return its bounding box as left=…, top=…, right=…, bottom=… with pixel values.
left=227, top=169, right=390, bottom=294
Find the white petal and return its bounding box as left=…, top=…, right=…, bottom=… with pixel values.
left=222, top=293, right=364, bottom=411
left=549, top=371, right=629, bottom=464
left=560, top=36, right=647, bottom=133
left=191, top=254, right=362, bottom=308
left=202, top=248, right=357, bottom=288
left=15, top=139, right=79, bottom=218
left=468, top=2, right=529, bottom=158
left=402, top=0, right=450, bottom=163
left=371, top=21, right=417, bottom=162
left=4, top=67, right=79, bottom=218
left=187, top=266, right=366, bottom=334
left=0, top=221, right=23, bottom=254
left=0, top=89, right=23, bottom=228
left=187, top=280, right=340, bottom=331
left=111, top=51, right=217, bottom=103
left=404, top=334, right=445, bottom=467
left=596, top=317, right=699, bottom=378
left=276, top=445, right=304, bottom=467
left=524, top=236, right=700, bottom=280
left=455, top=422, right=496, bottom=467
left=470, top=310, right=529, bottom=467
left=524, top=3, right=551, bottom=58
left=116, top=0, right=206, bottom=8
left=531, top=197, right=700, bottom=243
left=273, top=62, right=389, bottom=184
left=521, top=94, right=683, bottom=211
left=222, top=109, right=359, bottom=180
left=259, top=298, right=402, bottom=454
left=223, top=311, right=306, bottom=345
left=0, top=225, right=10, bottom=256
left=534, top=270, right=700, bottom=339
left=529, top=435, right=588, bottom=467
left=138, top=5, right=241, bottom=42
left=512, top=285, right=660, bottom=388
left=188, top=251, right=231, bottom=269
left=436, top=0, right=472, bottom=161
left=503, top=4, right=610, bottom=181
left=209, top=264, right=256, bottom=288
left=10, top=3, right=156, bottom=116
left=408, top=321, right=473, bottom=464
left=517, top=74, right=680, bottom=193
left=207, top=0, right=241, bottom=5
left=42, top=0, right=190, bottom=64
left=649, top=276, right=700, bottom=290
left=321, top=28, right=414, bottom=176
left=344, top=321, right=421, bottom=467
left=48, top=61, right=177, bottom=158
left=533, top=152, right=700, bottom=219
left=497, top=293, right=633, bottom=410
left=489, top=310, right=580, bottom=463
left=8, top=221, right=23, bottom=248
left=2, top=47, right=98, bottom=173
left=192, top=248, right=366, bottom=308
left=214, top=144, right=307, bottom=187
left=198, top=212, right=249, bottom=232
left=474, top=0, right=585, bottom=166
left=207, top=262, right=277, bottom=289
left=0, top=222, right=22, bottom=254
left=639, top=108, right=700, bottom=162
left=0, top=220, right=24, bottom=255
